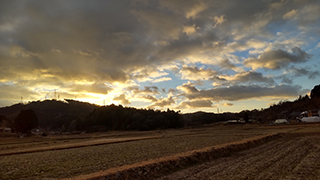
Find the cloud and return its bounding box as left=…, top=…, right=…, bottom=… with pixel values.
left=148, top=96, right=175, bottom=108
left=0, top=83, right=39, bottom=102
left=213, top=15, right=226, bottom=27
left=219, top=59, right=236, bottom=70
left=288, top=66, right=320, bottom=79
left=222, top=103, right=233, bottom=106
left=68, top=82, right=113, bottom=95
left=152, top=77, right=172, bottom=83
left=286, top=3, right=320, bottom=27
left=177, top=100, right=213, bottom=109
left=183, top=25, right=198, bottom=35
left=278, top=76, right=293, bottom=84
left=211, top=76, right=228, bottom=86
left=168, top=88, right=177, bottom=95
left=131, top=6, right=182, bottom=40
left=139, top=95, right=158, bottom=102
left=244, top=47, right=311, bottom=70
left=177, top=83, right=199, bottom=94
left=113, top=94, right=131, bottom=105
left=130, top=67, right=169, bottom=82
left=180, top=84, right=305, bottom=101
left=230, top=71, right=275, bottom=85
left=179, top=66, right=218, bottom=81
left=211, top=71, right=275, bottom=87
left=283, top=9, right=297, bottom=20
left=185, top=1, right=207, bottom=19
left=128, top=86, right=160, bottom=95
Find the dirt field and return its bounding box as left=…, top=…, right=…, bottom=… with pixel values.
left=156, top=134, right=320, bottom=180
left=0, top=124, right=319, bottom=180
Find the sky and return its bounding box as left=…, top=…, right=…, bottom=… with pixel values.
left=0, top=0, right=319, bottom=113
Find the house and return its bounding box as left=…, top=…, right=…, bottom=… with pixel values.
left=308, top=109, right=320, bottom=117
left=4, top=127, right=11, bottom=132
left=0, top=117, right=12, bottom=133
left=0, top=127, right=11, bottom=132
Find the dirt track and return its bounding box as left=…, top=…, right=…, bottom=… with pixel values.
left=156, top=134, right=320, bottom=180
left=0, top=136, right=161, bottom=156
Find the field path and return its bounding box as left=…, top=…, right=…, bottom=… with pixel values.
left=156, top=134, right=320, bottom=180
left=0, top=136, right=161, bottom=156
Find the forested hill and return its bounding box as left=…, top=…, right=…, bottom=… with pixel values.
left=0, top=99, right=98, bottom=129
left=0, top=100, right=184, bottom=131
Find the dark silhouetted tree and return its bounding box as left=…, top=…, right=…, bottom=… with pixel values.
left=311, top=84, right=320, bottom=99
left=0, top=114, right=7, bottom=125
left=244, top=111, right=249, bottom=123
left=14, top=109, right=39, bottom=134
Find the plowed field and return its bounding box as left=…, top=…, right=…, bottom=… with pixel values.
left=157, top=134, right=320, bottom=180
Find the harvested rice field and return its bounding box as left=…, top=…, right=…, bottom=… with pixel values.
left=156, top=134, right=320, bottom=180
left=0, top=124, right=319, bottom=180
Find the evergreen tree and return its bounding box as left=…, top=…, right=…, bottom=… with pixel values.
left=14, top=109, right=39, bottom=134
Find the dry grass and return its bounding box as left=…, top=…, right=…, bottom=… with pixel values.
left=0, top=124, right=312, bottom=180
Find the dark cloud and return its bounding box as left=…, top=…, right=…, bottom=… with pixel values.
left=278, top=76, right=293, bottom=84
left=211, top=71, right=275, bottom=86
left=210, top=76, right=227, bottom=82
left=244, top=47, right=311, bottom=70
left=275, top=66, right=319, bottom=85
left=232, top=71, right=275, bottom=85
left=289, top=66, right=320, bottom=79
left=180, top=84, right=304, bottom=101
left=177, top=100, right=213, bottom=109
left=219, top=59, right=236, bottom=70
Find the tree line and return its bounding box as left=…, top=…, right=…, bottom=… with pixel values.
left=64, top=104, right=184, bottom=132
